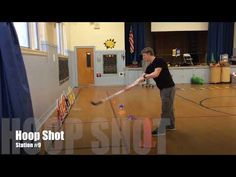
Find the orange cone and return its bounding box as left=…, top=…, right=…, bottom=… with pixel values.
left=140, top=117, right=156, bottom=148
left=118, top=110, right=126, bottom=116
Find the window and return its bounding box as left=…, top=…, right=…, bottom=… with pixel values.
left=13, top=22, right=43, bottom=51
left=56, top=23, right=63, bottom=54
left=86, top=53, right=91, bottom=67
left=63, top=26, right=68, bottom=56
left=13, top=22, right=30, bottom=47
left=31, top=22, right=39, bottom=50
left=56, top=23, right=68, bottom=56
left=37, top=22, right=47, bottom=51
left=13, top=22, right=67, bottom=54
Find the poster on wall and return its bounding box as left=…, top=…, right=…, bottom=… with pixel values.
left=104, top=39, right=116, bottom=49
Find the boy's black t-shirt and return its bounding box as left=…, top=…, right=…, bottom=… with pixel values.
left=145, top=58, right=175, bottom=90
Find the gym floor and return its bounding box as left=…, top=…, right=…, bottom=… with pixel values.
left=41, top=83, right=236, bottom=155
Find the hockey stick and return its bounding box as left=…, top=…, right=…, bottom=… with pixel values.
left=91, top=79, right=141, bottom=106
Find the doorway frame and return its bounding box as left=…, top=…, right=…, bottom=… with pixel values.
left=74, top=46, right=96, bottom=87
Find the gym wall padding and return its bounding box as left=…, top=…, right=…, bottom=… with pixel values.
left=22, top=45, right=73, bottom=129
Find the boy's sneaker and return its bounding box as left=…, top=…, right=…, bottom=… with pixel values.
left=152, top=126, right=176, bottom=136
left=151, top=128, right=166, bottom=136
left=166, top=125, right=176, bottom=131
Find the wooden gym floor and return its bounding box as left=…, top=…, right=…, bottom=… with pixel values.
left=41, top=83, right=236, bottom=155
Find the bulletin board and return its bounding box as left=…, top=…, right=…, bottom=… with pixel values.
left=59, top=57, right=69, bottom=85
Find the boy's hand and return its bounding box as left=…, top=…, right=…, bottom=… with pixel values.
left=137, top=75, right=145, bottom=83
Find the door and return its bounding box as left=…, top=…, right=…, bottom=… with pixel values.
left=77, top=48, right=94, bottom=85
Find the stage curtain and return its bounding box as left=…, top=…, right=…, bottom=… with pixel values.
left=125, top=22, right=146, bottom=66
left=207, top=22, right=234, bottom=63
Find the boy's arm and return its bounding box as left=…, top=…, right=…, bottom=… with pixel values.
left=136, top=67, right=161, bottom=83
left=144, top=68, right=162, bottom=79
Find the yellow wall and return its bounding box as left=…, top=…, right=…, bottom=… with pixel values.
left=65, top=22, right=125, bottom=50
left=151, top=22, right=208, bottom=32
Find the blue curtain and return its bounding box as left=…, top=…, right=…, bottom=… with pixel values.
left=125, top=22, right=145, bottom=66
left=0, top=22, right=34, bottom=129
left=207, top=22, right=234, bottom=63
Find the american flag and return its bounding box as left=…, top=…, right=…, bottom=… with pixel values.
left=129, top=26, right=134, bottom=54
